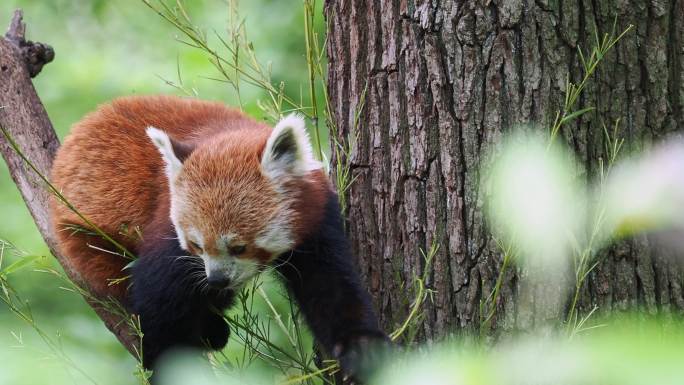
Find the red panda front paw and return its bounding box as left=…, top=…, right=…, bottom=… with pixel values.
left=333, top=331, right=392, bottom=384
left=201, top=312, right=230, bottom=351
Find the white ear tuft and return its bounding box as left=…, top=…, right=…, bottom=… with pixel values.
left=146, top=126, right=183, bottom=181
left=261, top=114, right=322, bottom=179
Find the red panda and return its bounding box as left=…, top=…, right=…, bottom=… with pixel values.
left=49, top=95, right=387, bottom=379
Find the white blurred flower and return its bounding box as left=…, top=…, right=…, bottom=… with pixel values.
left=603, top=139, right=684, bottom=237
left=485, top=132, right=585, bottom=265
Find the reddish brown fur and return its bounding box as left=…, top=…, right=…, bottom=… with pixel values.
left=50, top=95, right=328, bottom=303
left=174, top=132, right=276, bottom=258
left=285, top=170, right=330, bottom=243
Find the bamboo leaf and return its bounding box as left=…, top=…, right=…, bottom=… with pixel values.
left=1, top=254, right=44, bottom=276
left=560, top=106, right=596, bottom=125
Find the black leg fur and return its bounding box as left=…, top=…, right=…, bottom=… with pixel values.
left=130, top=231, right=234, bottom=370
left=275, top=191, right=390, bottom=382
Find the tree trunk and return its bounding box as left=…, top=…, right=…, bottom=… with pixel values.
left=325, top=0, right=684, bottom=338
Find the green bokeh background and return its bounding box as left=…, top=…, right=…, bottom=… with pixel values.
left=4, top=3, right=684, bottom=385
left=0, top=1, right=322, bottom=383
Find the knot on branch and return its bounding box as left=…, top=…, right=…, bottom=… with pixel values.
left=5, top=9, right=54, bottom=78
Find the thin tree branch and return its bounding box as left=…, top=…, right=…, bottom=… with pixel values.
left=0, top=9, right=137, bottom=355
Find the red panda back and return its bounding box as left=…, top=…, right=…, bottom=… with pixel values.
left=49, top=95, right=269, bottom=301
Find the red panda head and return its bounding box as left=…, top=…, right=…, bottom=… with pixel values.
left=146, top=115, right=323, bottom=289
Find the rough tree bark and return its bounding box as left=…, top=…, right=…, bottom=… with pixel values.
left=0, top=10, right=137, bottom=355
left=326, top=0, right=684, bottom=337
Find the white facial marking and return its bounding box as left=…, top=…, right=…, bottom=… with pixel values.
left=147, top=126, right=191, bottom=249
left=255, top=213, right=295, bottom=255
left=183, top=227, right=203, bottom=250
left=169, top=195, right=189, bottom=250
left=261, top=114, right=322, bottom=181
left=216, top=233, right=237, bottom=253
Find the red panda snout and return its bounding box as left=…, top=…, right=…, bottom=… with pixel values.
left=203, top=254, right=260, bottom=290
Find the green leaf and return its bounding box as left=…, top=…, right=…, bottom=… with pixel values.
left=1, top=254, right=44, bottom=276
left=560, top=107, right=596, bottom=125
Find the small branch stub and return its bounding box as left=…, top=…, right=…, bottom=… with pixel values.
left=5, top=9, right=26, bottom=42
left=4, top=9, right=54, bottom=77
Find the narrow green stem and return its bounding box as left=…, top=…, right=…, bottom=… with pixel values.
left=303, top=0, right=322, bottom=160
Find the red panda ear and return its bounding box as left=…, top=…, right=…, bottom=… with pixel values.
left=146, top=126, right=193, bottom=181
left=170, top=138, right=194, bottom=163
left=261, top=114, right=322, bottom=180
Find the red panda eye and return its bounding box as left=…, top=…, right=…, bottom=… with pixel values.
left=229, top=245, right=246, bottom=255
left=188, top=241, right=203, bottom=253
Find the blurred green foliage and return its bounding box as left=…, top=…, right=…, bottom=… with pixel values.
left=0, top=1, right=323, bottom=383
left=374, top=315, right=684, bottom=385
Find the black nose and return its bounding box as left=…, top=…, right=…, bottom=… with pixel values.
left=207, top=274, right=231, bottom=289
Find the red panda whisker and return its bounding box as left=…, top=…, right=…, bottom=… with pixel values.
left=266, top=256, right=302, bottom=283
left=186, top=270, right=207, bottom=279
left=173, top=255, right=201, bottom=264
left=192, top=279, right=209, bottom=295
left=199, top=281, right=212, bottom=295
left=185, top=271, right=205, bottom=279
left=184, top=271, right=208, bottom=286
